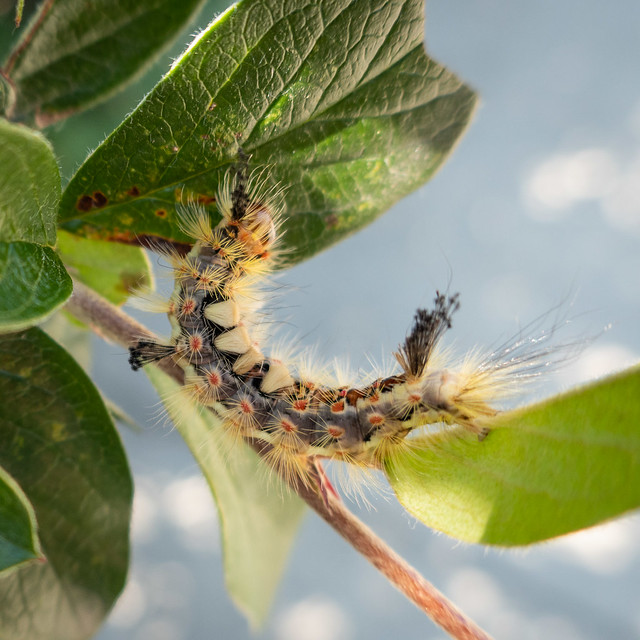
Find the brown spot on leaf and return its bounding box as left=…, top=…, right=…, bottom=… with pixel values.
left=92, top=191, right=108, bottom=208
left=76, top=195, right=94, bottom=212
left=196, top=194, right=216, bottom=206
left=127, top=186, right=140, bottom=197
left=325, top=214, right=340, bottom=230
left=155, top=209, right=167, bottom=218
left=77, top=191, right=108, bottom=211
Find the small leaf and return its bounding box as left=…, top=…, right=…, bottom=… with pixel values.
left=0, top=465, right=42, bottom=573
left=0, top=328, right=133, bottom=640
left=57, top=230, right=152, bottom=305
left=0, top=242, right=72, bottom=333
left=147, top=367, right=305, bottom=628
left=386, top=366, right=640, bottom=546
left=59, top=0, right=477, bottom=266
left=3, top=0, right=210, bottom=126
left=0, top=118, right=59, bottom=245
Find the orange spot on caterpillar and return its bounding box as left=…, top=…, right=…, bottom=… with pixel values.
left=280, top=418, right=296, bottom=433
left=368, top=413, right=385, bottom=427
left=292, top=399, right=308, bottom=411
left=327, top=425, right=345, bottom=439
left=331, top=400, right=345, bottom=413
left=188, top=334, right=203, bottom=355
left=206, top=370, right=222, bottom=388
left=179, top=297, right=196, bottom=317
left=240, top=399, right=253, bottom=414
left=155, top=209, right=167, bottom=218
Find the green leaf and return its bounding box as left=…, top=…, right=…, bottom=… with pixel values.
left=386, top=366, right=640, bottom=546
left=0, top=118, right=59, bottom=245
left=0, top=328, right=133, bottom=640
left=0, top=242, right=72, bottom=333
left=4, top=0, right=209, bottom=126
left=57, top=230, right=152, bottom=305
left=147, top=367, right=305, bottom=628
left=59, top=0, right=477, bottom=266
left=0, top=465, right=42, bottom=573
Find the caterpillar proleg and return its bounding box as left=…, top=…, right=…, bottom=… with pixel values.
left=129, top=152, right=564, bottom=490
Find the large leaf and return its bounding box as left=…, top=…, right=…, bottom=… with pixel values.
left=0, top=118, right=71, bottom=332
left=147, top=367, right=305, bottom=628
left=56, top=230, right=152, bottom=305
left=0, top=242, right=72, bottom=333
left=0, top=466, right=42, bottom=574
left=0, top=328, right=133, bottom=640
left=3, top=0, right=209, bottom=126
left=59, top=0, right=477, bottom=266
left=0, top=118, right=58, bottom=245
left=386, top=366, right=640, bottom=546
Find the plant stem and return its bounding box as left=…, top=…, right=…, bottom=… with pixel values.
left=66, top=279, right=493, bottom=640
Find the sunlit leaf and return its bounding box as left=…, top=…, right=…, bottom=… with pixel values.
left=387, top=366, right=640, bottom=545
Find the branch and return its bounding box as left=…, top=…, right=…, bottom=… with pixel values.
left=66, top=279, right=493, bottom=640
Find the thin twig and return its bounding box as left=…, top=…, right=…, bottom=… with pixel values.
left=66, top=279, right=494, bottom=640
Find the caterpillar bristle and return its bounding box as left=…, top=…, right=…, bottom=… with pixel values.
left=177, top=202, right=214, bottom=244
left=131, top=149, right=573, bottom=500
left=395, top=293, right=460, bottom=380
left=128, top=285, right=173, bottom=314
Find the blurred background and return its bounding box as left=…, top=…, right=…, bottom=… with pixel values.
left=4, top=0, right=640, bottom=638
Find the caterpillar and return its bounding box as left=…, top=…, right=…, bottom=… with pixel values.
left=129, top=152, right=561, bottom=491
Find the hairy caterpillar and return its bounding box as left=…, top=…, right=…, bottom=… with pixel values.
left=129, top=152, right=560, bottom=490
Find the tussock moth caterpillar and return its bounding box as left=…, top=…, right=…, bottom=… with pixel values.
left=129, top=151, right=568, bottom=491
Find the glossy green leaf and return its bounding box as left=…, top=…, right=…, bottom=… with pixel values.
left=386, top=366, right=640, bottom=546
left=3, top=0, right=209, bottom=126
left=0, top=328, right=133, bottom=640
left=147, top=367, right=305, bottom=628
left=59, top=0, right=477, bottom=266
left=0, top=242, right=72, bottom=333
left=0, top=118, right=70, bottom=332
left=57, top=230, right=152, bottom=305
left=0, top=118, right=59, bottom=245
left=0, top=465, right=42, bottom=573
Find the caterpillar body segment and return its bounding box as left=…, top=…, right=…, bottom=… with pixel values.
left=129, top=156, right=521, bottom=489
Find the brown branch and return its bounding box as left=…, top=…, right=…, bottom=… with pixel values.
left=65, top=279, right=494, bottom=640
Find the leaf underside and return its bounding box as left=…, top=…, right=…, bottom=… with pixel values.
left=147, top=367, right=305, bottom=629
